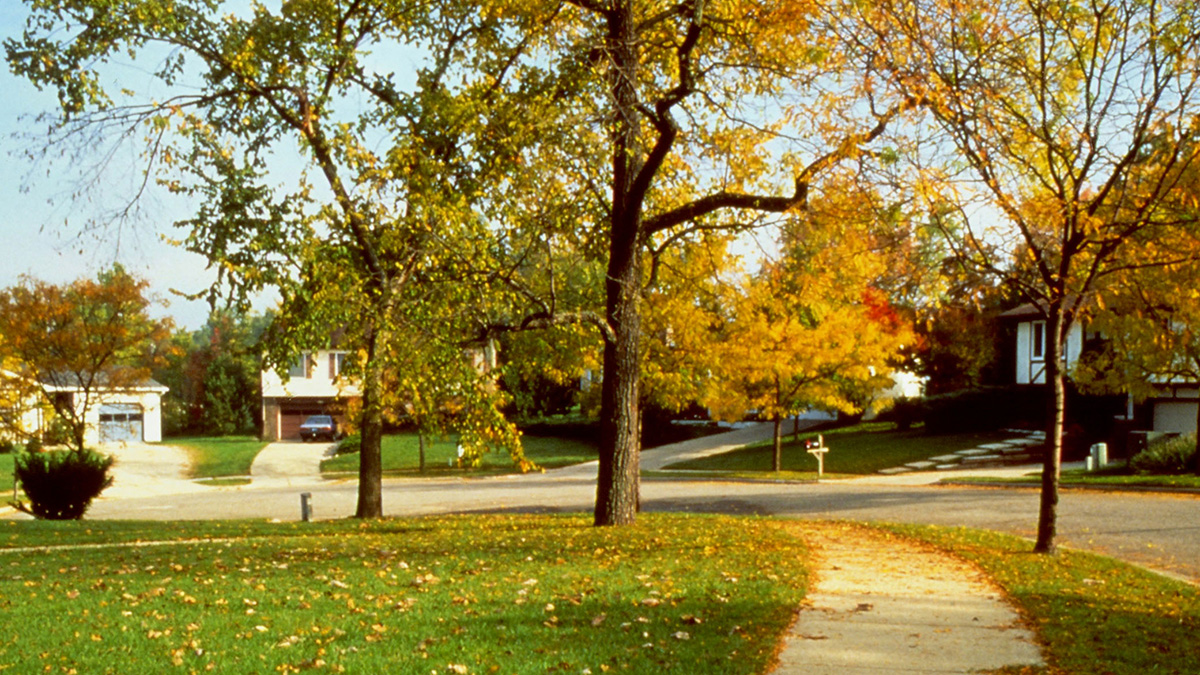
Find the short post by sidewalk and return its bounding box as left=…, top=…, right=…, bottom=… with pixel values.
left=806, top=434, right=829, bottom=479
left=300, top=492, right=313, bottom=522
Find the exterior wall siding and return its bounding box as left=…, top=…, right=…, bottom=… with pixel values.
left=260, top=351, right=361, bottom=441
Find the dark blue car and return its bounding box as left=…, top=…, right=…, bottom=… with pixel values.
left=299, top=415, right=338, bottom=442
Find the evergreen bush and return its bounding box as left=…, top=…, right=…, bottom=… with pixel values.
left=13, top=449, right=114, bottom=520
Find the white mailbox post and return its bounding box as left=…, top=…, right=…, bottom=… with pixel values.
left=806, top=434, right=829, bottom=478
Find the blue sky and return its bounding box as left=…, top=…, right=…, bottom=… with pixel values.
left=0, top=5, right=250, bottom=330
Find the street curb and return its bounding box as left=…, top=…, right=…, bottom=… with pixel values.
left=940, top=480, right=1200, bottom=495
left=642, top=473, right=819, bottom=485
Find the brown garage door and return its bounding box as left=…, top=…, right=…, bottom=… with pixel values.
left=279, top=406, right=328, bottom=440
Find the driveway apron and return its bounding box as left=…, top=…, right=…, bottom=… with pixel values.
left=100, top=442, right=207, bottom=498
left=250, top=441, right=334, bottom=488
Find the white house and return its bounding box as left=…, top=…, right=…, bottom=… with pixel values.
left=1005, top=305, right=1088, bottom=386
left=1, top=370, right=168, bottom=445
left=1001, top=304, right=1198, bottom=434
left=261, top=350, right=361, bottom=441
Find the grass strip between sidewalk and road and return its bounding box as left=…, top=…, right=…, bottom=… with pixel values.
left=321, top=432, right=599, bottom=477
left=168, top=436, right=269, bottom=482
left=0, top=514, right=807, bottom=674
left=880, top=522, right=1200, bottom=675
left=949, top=470, right=1200, bottom=491
left=665, top=422, right=1017, bottom=476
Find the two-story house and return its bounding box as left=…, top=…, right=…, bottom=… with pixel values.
left=1002, top=303, right=1198, bottom=434
left=261, top=350, right=361, bottom=441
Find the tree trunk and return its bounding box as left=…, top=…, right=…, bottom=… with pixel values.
left=594, top=250, right=642, bottom=526
left=355, top=327, right=384, bottom=518
left=772, top=415, right=783, bottom=472
left=595, top=342, right=641, bottom=525
left=594, top=0, right=644, bottom=527
left=418, top=430, right=427, bottom=473
left=1034, top=308, right=1066, bottom=554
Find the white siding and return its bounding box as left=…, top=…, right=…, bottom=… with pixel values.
left=261, top=350, right=361, bottom=398
left=83, top=389, right=167, bottom=445
left=1015, top=320, right=1084, bottom=385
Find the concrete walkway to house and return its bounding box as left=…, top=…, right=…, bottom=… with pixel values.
left=100, top=442, right=208, bottom=498
left=640, top=420, right=825, bottom=470
left=772, top=521, right=1044, bottom=674
left=249, top=441, right=336, bottom=488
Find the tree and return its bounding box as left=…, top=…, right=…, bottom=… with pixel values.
left=0, top=266, right=173, bottom=453
left=448, top=0, right=919, bottom=525
left=839, top=0, right=1200, bottom=551
left=7, top=0, right=532, bottom=517
left=706, top=183, right=916, bottom=468
left=155, top=309, right=268, bottom=437
left=10, top=0, right=916, bottom=526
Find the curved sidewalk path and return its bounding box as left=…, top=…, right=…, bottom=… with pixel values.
left=772, top=521, right=1044, bottom=674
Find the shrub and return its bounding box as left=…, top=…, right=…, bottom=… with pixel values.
left=13, top=449, right=114, bottom=520
left=922, top=387, right=1037, bottom=433
left=25, top=437, right=43, bottom=454
left=336, top=433, right=361, bottom=455
left=1131, top=433, right=1197, bottom=475
left=0, top=438, right=14, bottom=454
left=876, top=396, right=926, bottom=431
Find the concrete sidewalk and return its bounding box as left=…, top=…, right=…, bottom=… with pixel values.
left=773, top=521, right=1044, bottom=674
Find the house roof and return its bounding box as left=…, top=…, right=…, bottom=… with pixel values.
left=998, top=295, right=1090, bottom=321
left=999, top=303, right=1043, bottom=319
left=38, top=371, right=169, bottom=393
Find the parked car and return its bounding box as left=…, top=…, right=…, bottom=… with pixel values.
left=299, top=415, right=338, bottom=442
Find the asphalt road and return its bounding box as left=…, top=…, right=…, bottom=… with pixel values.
left=80, top=471, right=1200, bottom=583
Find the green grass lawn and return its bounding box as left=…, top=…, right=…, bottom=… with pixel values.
left=665, top=422, right=1016, bottom=475
left=321, top=432, right=599, bottom=476
left=885, top=523, right=1200, bottom=675
left=0, top=514, right=808, bottom=674
left=0, top=452, right=13, bottom=496
left=166, top=436, right=269, bottom=479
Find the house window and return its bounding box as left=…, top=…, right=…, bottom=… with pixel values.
left=329, top=353, right=347, bottom=379
left=1031, top=321, right=1045, bottom=361
left=288, top=355, right=311, bottom=379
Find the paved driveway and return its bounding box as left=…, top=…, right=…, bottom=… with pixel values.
left=250, top=441, right=336, bottom=487
left=98, top=442, right=208, bottom=499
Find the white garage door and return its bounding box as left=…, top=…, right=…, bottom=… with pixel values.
left=99, top=403, right=144, bottom=443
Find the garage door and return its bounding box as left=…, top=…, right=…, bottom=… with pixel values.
left=99, top=404, right=144, bottom=443
left=280, top=406, right=327, bottom=440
